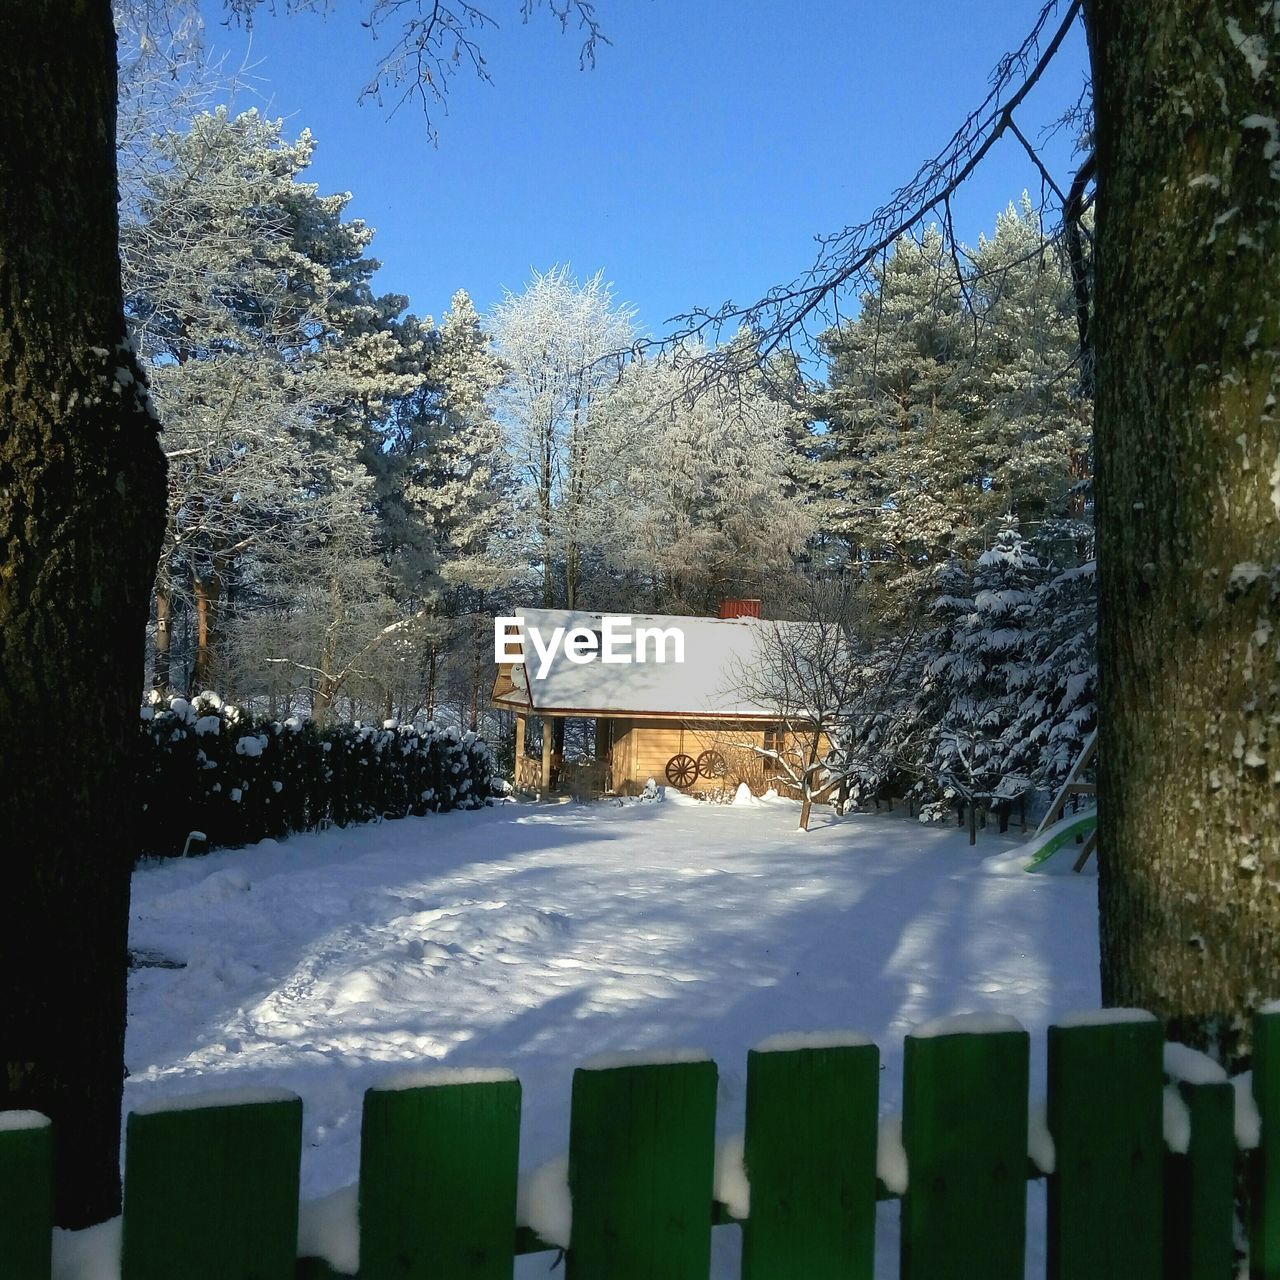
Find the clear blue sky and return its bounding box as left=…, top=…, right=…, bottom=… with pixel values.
left=201, top=0, right=1091, bottom=341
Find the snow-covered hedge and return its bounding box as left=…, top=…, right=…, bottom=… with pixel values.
left=137, top=692, right=497, bottom=857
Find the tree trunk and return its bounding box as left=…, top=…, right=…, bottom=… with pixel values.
left=0, top=0, right=167, bottom=1226
left=191, top=568, right=221, bottom=693
left=798, top=731, right=821, bottom=832
left=153, top=581, right=173, bottom=692
left=1088, top=0, right=1280, bottom=1059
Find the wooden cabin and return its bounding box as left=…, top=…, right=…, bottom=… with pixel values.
left=492, top=601, right=828, bottom=798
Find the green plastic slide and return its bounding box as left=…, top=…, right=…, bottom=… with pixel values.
left=1024, top=810, right=1098, bottom=872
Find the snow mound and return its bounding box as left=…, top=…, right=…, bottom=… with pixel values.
left=753, top=1030, right=872, bottom=1054
left=1055, top=1008, right=1157, bottom=1029
left=371, top=1066, right=516, bottom=1092
left=0, top=1110, right=51, bottom=1132
left=876, top=1114, right=908, bottom=1194
left=912, top=1011, right=1024, bottom=1039
left=517, top=1154, right=572, bottom=1249
left=52, top=1217, right=121, bottom=1280
left=713, top=1133, right=750, bottom=1219
left=579, top=1047, right=711, bottom=1072
left=297, top=1183, right=359, bottom=1275
left=731, top=782, right=759, bottom=807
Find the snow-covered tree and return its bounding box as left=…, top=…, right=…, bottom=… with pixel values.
left=819, top=228, right=980, bottom=594
left=915, top=518, right=1047, bottom=812
left=489, top=265, right=637, bottom=609
left=123, top=108, right=422, bottom=693
left=605, top=347, right=814, bottom=613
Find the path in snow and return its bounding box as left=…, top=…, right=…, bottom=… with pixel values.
left=124, top=794, right=1100, bottom=1277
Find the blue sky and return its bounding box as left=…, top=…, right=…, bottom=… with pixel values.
left=202, top=0, right=1091, bottom=341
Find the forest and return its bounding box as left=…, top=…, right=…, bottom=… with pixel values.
left=120, top=1, right=1096, bottom=813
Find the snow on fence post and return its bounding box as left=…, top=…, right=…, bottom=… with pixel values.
left=0, top=1111, right=53, bottom=1279
left=120, top=1090, right=303, bottom=1280
left=741, top=1034, right=879, bottom=1280
left=1164, top=1078, right=1236, bottom=1280
left=566, top=1053, right=718, bottom=1280
left=900, top=1015, right=1029, bottom=1280
left=1254, top=1005, right=1280, bottom=1279
left=358, top=1070, right=521, bottom=1280
left=1045, top=1011, right=1163, bottom=1280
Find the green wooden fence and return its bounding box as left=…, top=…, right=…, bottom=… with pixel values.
left=3, top=1008, right=1278, bottom=1279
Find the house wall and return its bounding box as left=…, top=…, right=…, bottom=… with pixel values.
left=610, top=719, right=820, bottom=795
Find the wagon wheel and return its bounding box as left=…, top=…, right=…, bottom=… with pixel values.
left=665, top=753, right=698, bottom=788
left=696, top=750, right=727, bottom=780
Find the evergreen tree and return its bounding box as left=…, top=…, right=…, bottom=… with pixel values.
left=918, top=518, right=1046, bottom=809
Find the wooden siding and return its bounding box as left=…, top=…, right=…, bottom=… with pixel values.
left=611, top=719, right=833, bottom=795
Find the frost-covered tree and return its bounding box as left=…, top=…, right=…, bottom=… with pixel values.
left=405, top=290, right=511, bottom=605
left=489, top=265, right=637, bottom=610
left=819, top=228, right=979, bottom=592
left=606, top=348, right=813, bottom=612
left=123, top=108, right=423, bottom=693
left=969, top=196, right=1092, bottom=558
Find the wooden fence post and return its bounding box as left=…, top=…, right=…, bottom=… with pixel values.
left=121, top=1090, right=302, bottom=1280
left=566, top=1055, right=717, bottom=1280
left=741, top=1035, right=879, bottom=1280
left=0, top=1112, right=53, bottom=1280
left=358, top=1070, right=521, bottom=1280
left=1164, top=1079, right=1235, bottom=1280
left=900, top=1016, right=1029, bottom=1280
left=1253, top=1007, right=1280, bottom=1279
left=1046, top=1013, right=1163, bottom=1280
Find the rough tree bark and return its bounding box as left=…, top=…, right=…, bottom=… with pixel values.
left=1088, top=0, right=1280, bottom=1058
left=0, top=0, right=167, bottom=1225
left=153, top=580, right=173, bottom=691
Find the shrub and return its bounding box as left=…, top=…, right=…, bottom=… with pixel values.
left=137, top=692, right=496, bottom=858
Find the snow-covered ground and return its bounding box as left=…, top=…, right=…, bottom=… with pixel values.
left=122, top=791, right=1100, bottom=1277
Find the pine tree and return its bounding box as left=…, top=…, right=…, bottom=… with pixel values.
left=918, top=518, right=1046, bottom=809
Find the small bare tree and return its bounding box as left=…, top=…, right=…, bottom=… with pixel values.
left=726, top=580, right=864, bottom=830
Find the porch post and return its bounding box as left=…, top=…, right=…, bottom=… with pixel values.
left=541, top=715, right=554, bottom=796
left=514, top=713, right=526, bottom=770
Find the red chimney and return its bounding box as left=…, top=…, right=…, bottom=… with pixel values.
left=719, top=598, right=762, bottom=619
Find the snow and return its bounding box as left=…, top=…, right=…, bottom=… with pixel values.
left=876, top=1114, right=909, bottom=1195
left=1054, top=1007, right=1158, bottom=1029
left=516, top=1154, right=572, bottom=1248
left=1027, top=1100, right=1055, bottom=1174
left=371, top=1066, right=517, bottom=1092
left=297, top=1184, right=359, bottom=1275
left=911, top=1011, right=1024, bottom=1039
left=713, top=1133, right=750, bottom=1219
left=499, top=608, right=816, bottom=717
left=753, top=1030, right=873, bottom=1053
left=1226, top=16, right=1269, bottom=80
left=122, top=798, right=1104, bottom=1278
left=579, top=1047, right=711, bottom=1071
left=132, top=1085, right=298, bottom=1115
left=1164, top=1042, right=1227, bottom=1086
left=0, top=1109, right=51, bottom=1131
left=731, top=782, right=759, bottom=807
left=52, top=1218, right=121, bottom=1280
left=1164, top=1085, right=1192, bottom=1154
left=1233, top=1073, right=1262, bottom=1150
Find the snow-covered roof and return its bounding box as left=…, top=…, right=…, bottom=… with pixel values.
left=493, top=608, right=813, bottom=719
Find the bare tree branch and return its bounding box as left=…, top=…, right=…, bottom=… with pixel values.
left=657, top=0, right=1085, bottom=379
